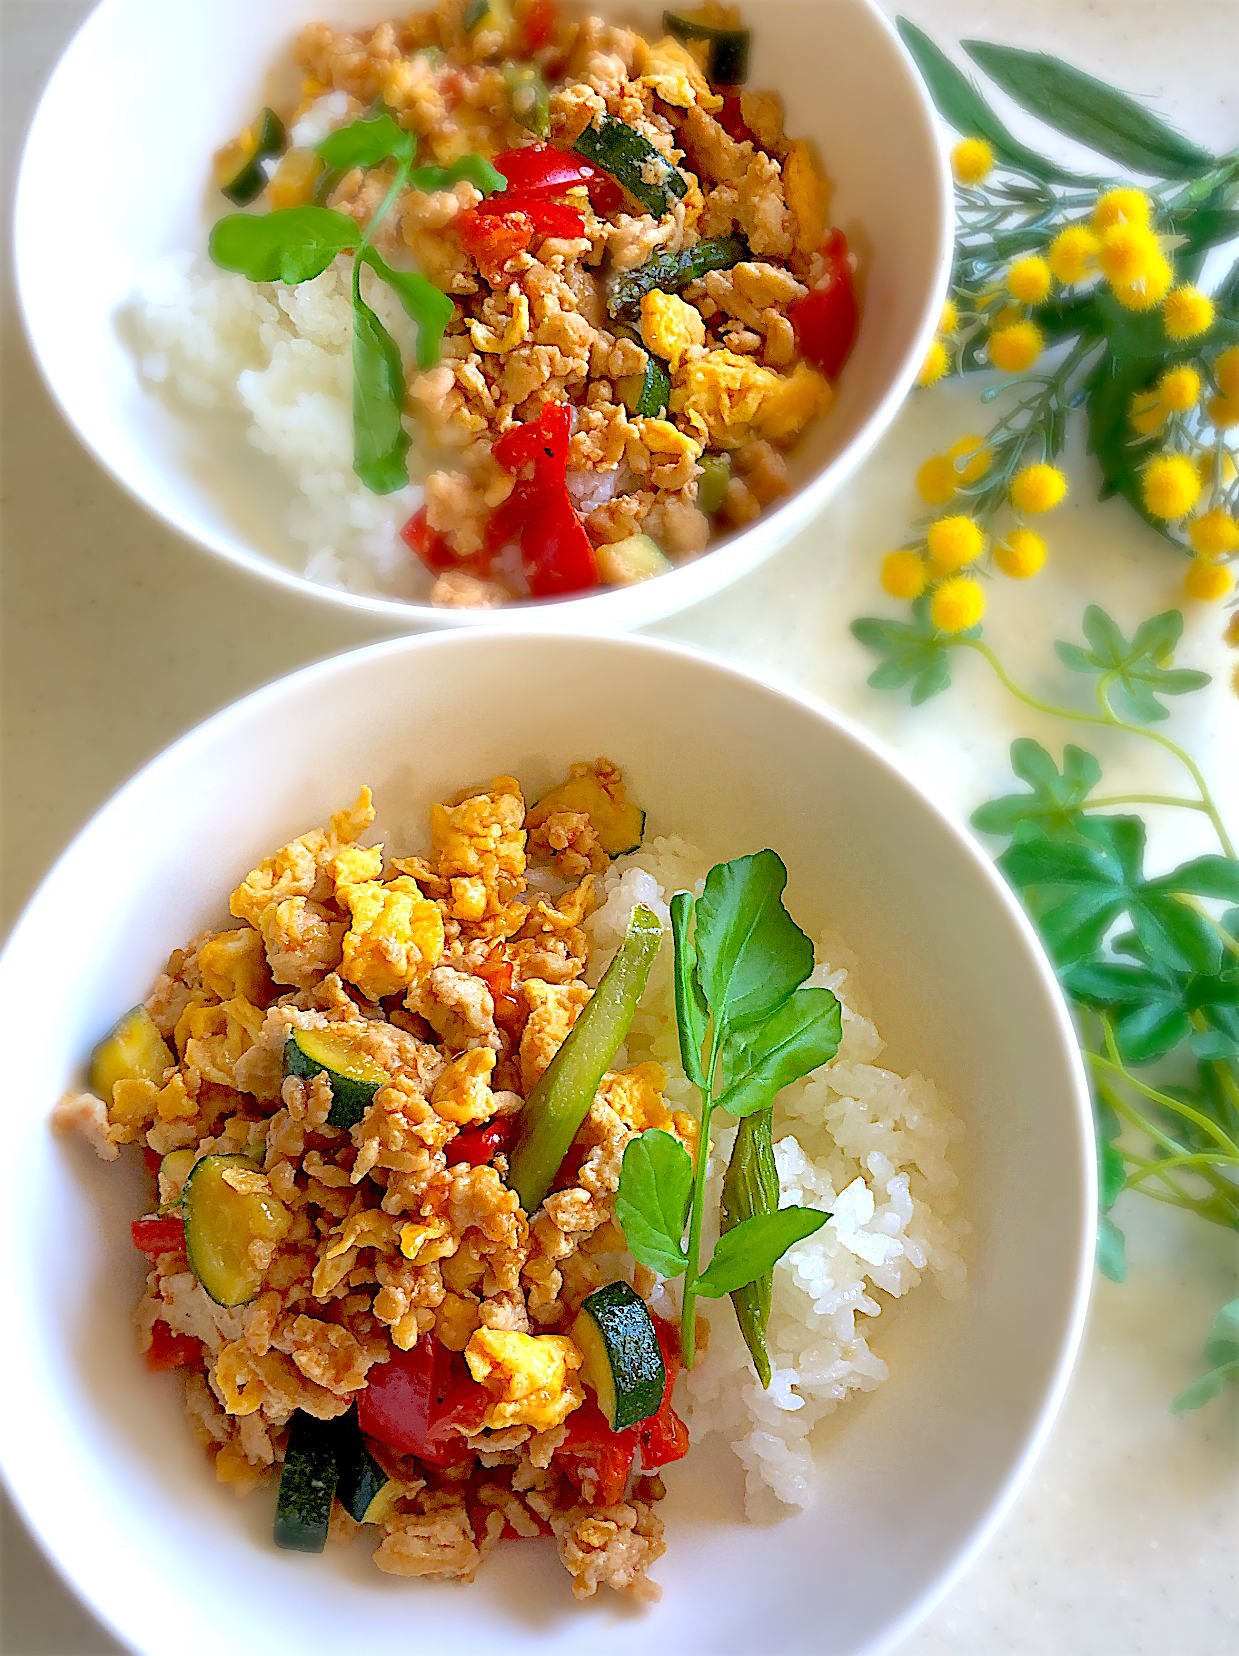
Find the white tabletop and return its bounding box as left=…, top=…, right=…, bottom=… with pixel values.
left=2, top=2, right=1237, bottom=1651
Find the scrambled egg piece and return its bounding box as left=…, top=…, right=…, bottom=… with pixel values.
left=110, top=1071, right=196, bottom=1132
left=641, top=291, right=706, bottom=373
left=598, top=1063, right=699, bottom=1157
left=470, top=287, right=530, bottom=354
left=338, top=876, right=445, bottom=1001
left=519, top=979, right=591, bottom=1093
left=783, top=139, right=829, bottom=256
left=431, top=1047, right=497, bottom=1125
left=326, top=844, right=384, bottom=895
left=671, top=350, right=831, bottom=448
left=313, top=1206, right=401, bottom=1297
left=198, top=928, right=272, bottom=1005
left=639, top=35, right=723, bottom=113
left=175, top=997, right=265, bottom=1089
left=431, top=778, right=527, bottom=920
left=399, top=1215, right=458, bottom=1265
left=464, top=1328, right=585, bottom=1431
left=230, top=787, right=375, bottom=927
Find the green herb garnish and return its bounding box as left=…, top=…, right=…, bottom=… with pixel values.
left=614, top=852, right=842, bottom=1380
left=208, top=115, right=501, bottom=493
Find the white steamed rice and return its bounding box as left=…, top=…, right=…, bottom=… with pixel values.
left=128, top=253, right=425, bottom=597
left=581, top=836, right=968, bottom=1519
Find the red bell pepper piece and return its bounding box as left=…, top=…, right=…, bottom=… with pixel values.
left=556, top=1399, right=639, bottom=1506
left=494, top=399, right=572, bottom=482
left=476, top=953, right=525, bottom=1033
left=716, top=93, right=757, bottom=145
left=520, top=0, right=559, bottom=51
left=638, top=1315, right=691, bottom=1470
left=401, top=506, right=456, bottom=573
left=447, top=1118, right=513, bottom=1167
left=142, top=1146, right=163, bottom=1178
left=789, top=229, right=859, bottom=379
left=131, top=1215, right=186, bottom=1259
left=146, top=1321, right=202, bottom=1372
left=492, top=144, right=623, bottom=214
left=521, top=488, right=599, bottom=598
left=455, top=208, right=535, bottom=277
left=476, top=193, right=585, bottom=239
left=358, top=1336, right=488, bottom=1466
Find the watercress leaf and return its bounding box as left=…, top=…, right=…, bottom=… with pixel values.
left=970, top=739, right=1101, bottom=840
left=695, top=1205, right=830, bottom=1298
left=961, top=40, right=1214, bottom=179
left=895, top=19, right=1094, bottom=185
left=615, top=1129, right=692, bottom=1278
left=717, top=987, right=843, bottom=1118
left=693, top=851, right=815, bottom=1032
left=209, top=206, right=362, bottom=283
left=439, top=153, right=506, bottom=195
left=358, top=246, right=454, bottom=370
left=1146, top=856, right=1239, bottom=903
left=317, top=111, right=415, bottom=169
left=670, top=892, right=708, bottom=1087
left=1096, top=1213, right=1127, bottom=1283
left=351, top=270, right=412, bottom=494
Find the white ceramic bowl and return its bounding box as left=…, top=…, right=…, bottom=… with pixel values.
left=14, top=0, right=951, bottom=629
left=0, top=631, right=1092, bottom=1656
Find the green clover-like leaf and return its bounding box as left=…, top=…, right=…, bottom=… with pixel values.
left=971, top=739, right=1102, bottom=842
left=851, top=596, right=968, bottom=705
left=1054, top=606, right=1211, bottom=723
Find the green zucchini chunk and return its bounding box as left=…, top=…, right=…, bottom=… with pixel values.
left=721, top=1108, right=777, bottom=1388
left=464, top=0, right=509, bottom=32
left=274, top=1412, right=341, bottom=1553
left=618, top=350, right=672, bottom=419
left=336, top=1421, right=400, bottom=1524
left=283, top=1028, right=390, bottom=1130
left=507, top=905, right=663, bottom=1214
left=182, top=1153, right=291, bottom=1307
left=526, top=765, right=646, bottom=857
left=695, top=451, right=732, bottom=516
left=572, top=1281, right=666, bottom=1430
left=595, top=534, right=673, bottom=588
left=606, top=234, right=748, bottom=320
left=215, top=107, right=287, bottom=206
left=89, top=1006, right=173, bottom=1103
left=573, top=115, right=689, bottom=218
left=663, top=12, right=751, bottom=84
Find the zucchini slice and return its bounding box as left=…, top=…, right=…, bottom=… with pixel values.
left=182, top=1154, right=291, bottom=1307
left=283, top=1029, right=390, bottom=1131
left=507, top=905, right=662, bottom=1214
left=336, top=1424, right=401, bottom=1524
left=274, top=1412, right=341, bottom=1553
left=606, top=234, right=748, bottom=321
left=663, top=12, right=751, bottom=84
left=595, top=534, right=673, bottom=587
left=89, top=1006, right=173, bottom=1103
left=213, top=107, right=287, bottom=206
left=158, top=1147, right=198, bottom=1213
left=571, top=1281, right=666, bottom=1431
left=527, top=763, right=646, bottom=858
left=618, top=351, right=671, bottom=419
left=573, top=115, right=688, bottom=218
left=696, top=451, right=732, bottom=515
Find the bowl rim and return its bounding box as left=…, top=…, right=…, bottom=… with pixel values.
left=0, top=625, right=1095, bottom=1656
left=12, top=0, right=954, bottom=633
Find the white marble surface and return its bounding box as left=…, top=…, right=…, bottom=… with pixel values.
left=2, top=1, right=1237, bottom=1651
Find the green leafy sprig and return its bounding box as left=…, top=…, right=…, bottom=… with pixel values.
left=209, top=113, right=502, bottom=492
left=854, top=600, right=1238, bottom=1412
left=613, top=852, right=843, bottom=1379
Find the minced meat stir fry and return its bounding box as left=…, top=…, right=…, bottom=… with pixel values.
left=55, top=762, right=697, bottom=1600
left=210, top=1, right=860, bottom=605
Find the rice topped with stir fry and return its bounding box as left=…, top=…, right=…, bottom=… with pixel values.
left=132, top=2, right=860, bottom=604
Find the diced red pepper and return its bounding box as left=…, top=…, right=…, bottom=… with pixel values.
left=476, top=193, right=585, bottom=239
left=492, top=144, right=623, bottom=214
left=789, top=229, right=859, bottom=379
left=494, top=399, right=572, bottom=483
left=358, top=1336, right=489, bottom=1466
left=146, top=1321, right=202, bottom=1372
left=401, top=506, right=456, bottom=573
left=555, top=1399, right=639, bottom=1507
left=131, top=1215, right=186, bottom=1260
left=142, top=1146, right=163, bottom=1178
left=522, top=488, right=599, bottom=598
left=519, top=0, right=559, bottom=51
left=638, top=1314, right=691, bottom=1470
left=716, top=93, right=757, bottom=145
left=447, top=1118, right=512, bottom=1167
left=455, top=207, right=535, bottom=277
left=476, top=954, right=525, bottom=1033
